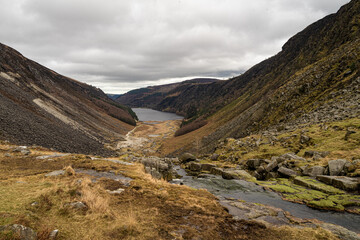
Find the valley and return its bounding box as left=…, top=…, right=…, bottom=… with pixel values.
left=1, top=1, right=359, bottom=239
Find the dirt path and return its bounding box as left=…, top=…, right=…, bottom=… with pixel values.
left=116, top=120, right=182, bottom=156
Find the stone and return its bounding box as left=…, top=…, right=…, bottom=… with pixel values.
left=0, top=224, right=37, bottom=240
left=107, top=188, right=125, bottom=194
left=304, top=166, right=325, bottom=177
left=257, top=165, right=266, bottom=174
left=210, top=154, right=219, bottom=161
left=328, top=159, right=347, bottom=176
left=303, top=151, right=329, bottom=159
left=210, top=167, right=224, bottom=176
left=265, top=160, right=278, bottom=172
left=316, top=175, right=359, bottom=191
left=246, top=159, right=265, bottom=170
left=179, top=153, right=196, bottom=163
left=45, top=170, right=65, bottom=177
left=265, top=172, right=279, bottom=180
left=69, top=201, right=88, bottom=210
left=49, top=229, right=59, bottom=240
left=4, top=153, right=11, bottom=157
left=201, top=163, right=216, bottom=171
left=189, top=162, right=202, bottom=172
left=300, top=135, right=311, bottom=145
left=222, top=170, right=253, bottom=180
left=278, top=167, right=298, bottom=178
left=320, top=223, right=360, bottom=240
left=281, top=153, right=305, bottom=161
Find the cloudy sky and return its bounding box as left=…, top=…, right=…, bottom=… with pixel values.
left=0, top=0, right=350, bottom=94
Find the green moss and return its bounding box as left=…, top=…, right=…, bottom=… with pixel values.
left=308, top=199, right=344, bottom=211
left=268, top=184, right=300, bottom=193
left=294, top=176, right=345, bottom=194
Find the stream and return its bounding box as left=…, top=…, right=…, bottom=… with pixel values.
left=173, top=166, right=360, bottom=233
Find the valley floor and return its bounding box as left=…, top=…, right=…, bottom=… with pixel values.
left=0, top=118, right=359, bottom=239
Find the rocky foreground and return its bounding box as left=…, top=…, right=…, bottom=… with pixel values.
left=1, top=140, right=356, bottom=240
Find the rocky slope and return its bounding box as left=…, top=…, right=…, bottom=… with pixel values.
left=0, top=43, right=137, bottom=155
left=155, top=0, right=360, bottom=154
left=115, top=78, right=220, bottom=115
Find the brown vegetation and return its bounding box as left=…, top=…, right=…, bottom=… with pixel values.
left=175, top=119, right=208, bottom=137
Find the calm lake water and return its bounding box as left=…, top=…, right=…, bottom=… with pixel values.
left=132, top=108, right=184, bottom=121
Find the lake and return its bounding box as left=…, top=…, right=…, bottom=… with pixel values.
left=132, top=108, right=184, bottom=121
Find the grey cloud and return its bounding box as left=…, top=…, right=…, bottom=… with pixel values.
left=0, top=0, right=350, bottom=93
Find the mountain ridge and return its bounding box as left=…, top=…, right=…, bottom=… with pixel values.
left=0, top=43, right=136, bottom=156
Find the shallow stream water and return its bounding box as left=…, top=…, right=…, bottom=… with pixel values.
left=173, top=166, right=360, bottom=233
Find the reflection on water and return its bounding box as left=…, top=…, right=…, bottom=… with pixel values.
left=132, top=108, right=184, bottom=121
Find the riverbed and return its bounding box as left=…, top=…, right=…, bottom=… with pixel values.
left=173, top=166, right=360, bottom=233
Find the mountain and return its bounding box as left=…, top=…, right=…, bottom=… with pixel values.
left=158, top=0, right=360, bottom=155
left=115, top=78, right=220, bottom=115
left=0, top=43, right=137, bottom=156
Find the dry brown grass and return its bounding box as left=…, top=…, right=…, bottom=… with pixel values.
left=79, top=178, right=110, bottom=214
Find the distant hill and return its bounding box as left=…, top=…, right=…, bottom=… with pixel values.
left=107, top=94, right=122, bottom=100
left=0, top=43, right=137, bottom=155
left=159, top=0, right=360, bottom=154
left=115, top=78, right=221, bottom=115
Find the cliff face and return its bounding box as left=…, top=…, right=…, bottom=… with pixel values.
left=0, top=43, right=136, bottom=155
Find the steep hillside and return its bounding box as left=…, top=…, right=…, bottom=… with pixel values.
left=0, top=43, right=136, bottom=155
left=160, top=0, right=360, bottom=155
left=115, top=78, right=220, bottom=115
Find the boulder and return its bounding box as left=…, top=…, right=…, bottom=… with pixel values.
left=189, top=162, right=202, bottom=172
left=281, top=153, right=305, bottom=161
left=316, top=175, right=360, bottom=191
left=179, top=153, right=196, bottom=163
left=0, top=224, right=37, bottom=240
left=201, top=163, right=216, bottom=171
left=210, top=167, right=225, bottom=176
left=328, top=159, right=347, bottom=176
left=303, top=166, right=325, bottom=177
left=265, top=172, right=279, bottom=180
left=265, top=160, right=278, bottom=172
left=278, top=167, right=298, bottom=178
left=304, top=151, right=329, bottom=159
left=222, top=170, right=253, bottom=180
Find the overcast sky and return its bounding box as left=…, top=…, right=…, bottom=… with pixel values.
left=0, top=0, right=350, bottom=94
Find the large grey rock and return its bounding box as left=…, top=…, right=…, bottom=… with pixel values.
left=222, top=170, right=253, bottom=180
left=0, top=224, right=37, bottom=240
left=179, top=153, right=196, bottom=163
left=328, top=159, right=347, bottom=176
left=265, top=160, right=278, bottom=172
left=278, top=167, right=298, bottom=178
left=320, top=223, right=360, bottom=240
left=316, top=175, right=360, bottom=191
left=303, top=166, right=325, bottom=177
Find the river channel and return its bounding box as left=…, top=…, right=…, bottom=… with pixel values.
left=174, top=166, right=360, bottom=233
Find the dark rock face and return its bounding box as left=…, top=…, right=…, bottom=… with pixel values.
left=0, top=43, right=135, bottom=156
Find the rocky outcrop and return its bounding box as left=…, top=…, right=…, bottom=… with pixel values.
left=141, top=157, right=178, bottom=180
left=0, top=224, right=37, bottom=240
